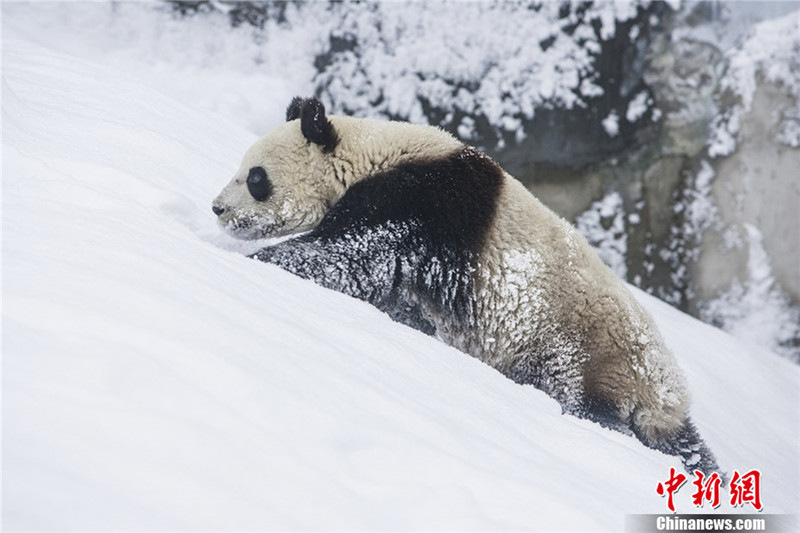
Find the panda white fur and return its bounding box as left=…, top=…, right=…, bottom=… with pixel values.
left=213, top=96, right=720, bottom=474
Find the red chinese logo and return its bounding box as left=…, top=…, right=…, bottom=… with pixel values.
left=729, top=470, right=762, bottom=511
left=656, top=468, right=762, bottom=512
left=656, top=467, right=687, bottom=512
left=691, top=470, right=722, bottom=508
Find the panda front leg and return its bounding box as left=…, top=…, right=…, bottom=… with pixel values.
left=249, top=234, right=435, bottom=335
left=250, top=237, right=381, bottom=301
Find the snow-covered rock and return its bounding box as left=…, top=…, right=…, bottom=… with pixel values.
left=692, top=8, right=800, bottom=361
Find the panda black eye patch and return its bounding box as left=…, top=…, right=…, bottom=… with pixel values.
left=246, top=167, right=272, bottom=201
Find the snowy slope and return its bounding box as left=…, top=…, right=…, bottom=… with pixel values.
left=2, top=23, right=798, bottom=533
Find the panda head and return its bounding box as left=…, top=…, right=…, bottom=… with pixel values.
left=213, top=96, right=463, bottom=240
left=212, top=97, right=343, bottom=239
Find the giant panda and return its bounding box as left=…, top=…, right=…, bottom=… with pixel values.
left=213, top=96, right=720, bottom=474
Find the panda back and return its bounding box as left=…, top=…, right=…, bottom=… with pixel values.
left=313, top=146, right=505, bottom=322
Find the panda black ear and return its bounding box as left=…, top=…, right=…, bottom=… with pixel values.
left=300, top=98, right=339, bottom=153
left=286, top=96, right=304, bottom=122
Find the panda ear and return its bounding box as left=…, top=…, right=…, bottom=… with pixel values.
left=300, top=98, right=339, bottom=153
left=286, top=96, right=304, bottom=122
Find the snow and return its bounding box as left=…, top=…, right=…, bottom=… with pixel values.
left=313, top=1, right=600, bottom=135
left=626, top=91, right=651, bottom=123
left=1, top=1, right=316, bottom=135
left=722, top=9, right=800, bottom=112
left=602, top=110, right=620, bottom=138
left=655, top=158, right=720, bottom=306
left=683, top=159, right=718, bottom=240
left=3, top=7, right=799, bottom=532
left=576, top=191, right=628, bottom=279
left=708, top=107, right=741, bottom=158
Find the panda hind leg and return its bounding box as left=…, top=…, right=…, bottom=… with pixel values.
left=582, top=396, right=722, bottom=478
left=633, top=417, right=723, bottom=478
left=581, top=394, right=635, bottom=436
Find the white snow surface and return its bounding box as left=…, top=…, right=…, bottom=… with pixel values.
left=3, top=15, right=800, bottom=533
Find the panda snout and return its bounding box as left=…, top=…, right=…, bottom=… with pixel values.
left=212, top=204, right=225, bottom=217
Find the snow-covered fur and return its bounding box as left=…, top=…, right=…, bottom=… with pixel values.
left=213, top=97, right=720, bottom=474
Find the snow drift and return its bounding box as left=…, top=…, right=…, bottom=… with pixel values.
left=2, top=19, right=798, bottom=533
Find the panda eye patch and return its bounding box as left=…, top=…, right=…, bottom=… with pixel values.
left=246, top=167, right=272, bottom=202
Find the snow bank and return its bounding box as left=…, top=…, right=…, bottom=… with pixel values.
left=3, top=15, right=798, bottom=533
left=2, top=1, right=317, bottom=135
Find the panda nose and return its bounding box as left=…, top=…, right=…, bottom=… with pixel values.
left=212, top=205, right=225, bottom=217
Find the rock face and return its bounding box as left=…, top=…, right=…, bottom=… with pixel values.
left=519, top=25, right=730, bottom=314
left=687, top=7, right=800, bottom=360
left=698, top=80, right=800, bottom=306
